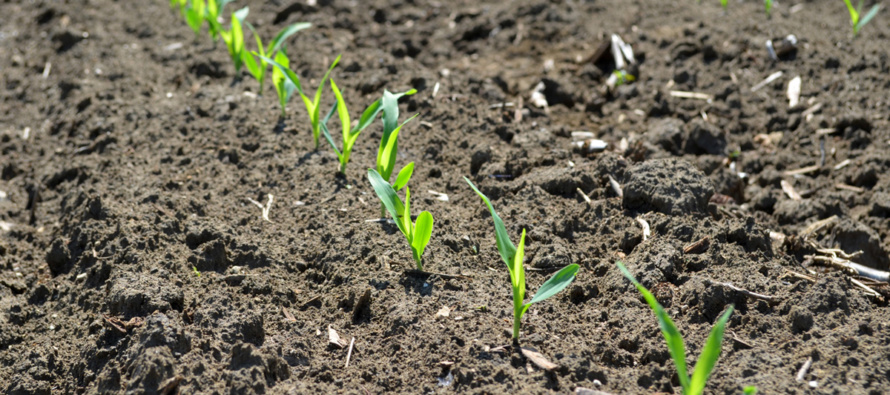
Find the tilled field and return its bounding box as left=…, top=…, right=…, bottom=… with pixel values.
left=1, top=0, right=890, bottom=393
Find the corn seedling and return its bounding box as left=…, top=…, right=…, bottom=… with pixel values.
left=184, top=0, right=206, bottom=38
left=242, top=22, right=311, bottom=96
left=466, top=178, right=580, bottom=341
left=616, top=261, right=734, bottom=395
left=205, top=0, right=234, bottom=41
left=262, top=54, right=341, bottom=148
left=220, top=7, right=249, bottom=74
left=720, top=0, right=728, bottom=10
left=843, top=0, right=881, bottom=35
left=271, top=49, right=296, bottom=117
left=367, top=169, right=434, bottom=271
left=320, top=80, right=384, bottom=174
left=376, top=89, right=418, bottom=216
left=764, top=0, right=773, bottom=16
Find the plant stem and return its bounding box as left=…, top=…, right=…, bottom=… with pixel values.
left=512, top=312, right=521, bottom=340
left=380, top=203, right=386, bottom=219
left=412, top=250, right=423, bottom=271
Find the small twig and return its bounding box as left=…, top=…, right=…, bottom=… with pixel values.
left=833, top=159, right=852, bottom=170
left=800, top=215, right=838, bottom=238
left=683, top=237, right=710, bottom=254
left=781, top=269, right=816, bottom=283
left=751, top=71, right=783, bottom=92
left=796, top=357, right=812, bottom=382
left=301, top=296, right=321, bottom=308
left=576, top=188, right=592, bottom=206
left=849, top=277, right=884, bottom=301
left=669, top=90, right=713, bottom=100
left=835, top=183, right=864, bottom=193
left=345, top=337, right=356, bottom=368
left=783, top=165, right=821, bottom=176
left=714, top=281, right=782, bottom=304
left=801, top=102, right=822, bottom=118
left=729, top=331, right=754, bottom=349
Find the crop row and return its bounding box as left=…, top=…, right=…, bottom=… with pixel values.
left=152, top=1, right=860, bottom=393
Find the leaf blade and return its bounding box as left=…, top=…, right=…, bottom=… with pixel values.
left=412, top=211, right=434, bottom=260
left=393, top=162, right=414, bottom=190
left=617, top=261, right=690, bottom=390
left=527, top=263, right=580, bottom=305
left=857, top=4, right=880, bottom=32
left=689, top=305, right=734, bottom=395
left=267, top=22, right=312, bottom=55
left=367, top=169, right=407, bottom=236
left=464, top=177, right=516, bottom=269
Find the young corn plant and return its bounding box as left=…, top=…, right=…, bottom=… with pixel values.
left=271, top=48, right=296, bottom=117
left=262, top=54, right=341, bottom=149
left=242, top=22, right=311, bottom=96
left=376, top=89, right=418, bottom=216
left=764, top=0, right=773, bottom=16
left=205, top=0, right=234, bottom=41
left=843, top=0, right=881, bottom=36
left=220, top=7, right=249, bottom=75
left=184, top=0, right=206, bottom=38
left=616, top=261, right=734, bottom=395
left=367, top=169, right=434, bottom=271
left=320, top=80, right=383, bottom=174
left=466, top=178, right=580, bottom=341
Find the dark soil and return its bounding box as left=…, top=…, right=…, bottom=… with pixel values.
left=2, top=0, right=890, bottom=393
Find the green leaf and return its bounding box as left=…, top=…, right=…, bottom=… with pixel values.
left=857, top=4, right=880, bottom=33
left=258, top=54, right=304, bottom=96
left=513, top=229, right=526, bottom=290
left=743, top=386, right=758, bottom=395
left=393, top=162, right=414, bottom=190
left=225, top=7, right=247, bottom=73
left=267, top=22, right=312, bottom=55
left=381, top=89, right=417, bottom=138
left=242, top=50, right=260, bottom=80
left=232, top=5, right=249, bottom=23
left=271, top=50, right=295, bottom=115
left=353, top=100, right=384, bottom=139
left=403, top=187, right=413, bottom=238
left=377, top=89, right=417, bottom=180
left=206, top=0, right=218, bottom=15
left=320, top=121, right=342, bottom=158
left=688, top=305, right=734, bottom=395
left=367, top=169, right=407, bottom=236
left=617, top=261, right=690, bottom=391
left=843, top=0, right=859, bottom=25
left=378, top=128, right=400, bottom=180
left=314, top=54, right=341, bottom=114
left=464, top=177, right=517, bottom=270
left=186, top=0, right=206, bottom=35
left=527, top=263, right=580, bottom=305
left=330, top=79, right=351, bottom=142
left=412, top=211, right=434, bottom=261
